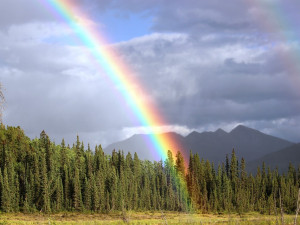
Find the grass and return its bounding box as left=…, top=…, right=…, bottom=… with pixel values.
left=0, top=211, right=299, bottom=225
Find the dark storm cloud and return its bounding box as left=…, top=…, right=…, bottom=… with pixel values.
left=115, top=32, right=300, bottom=141
left=105, top=0, right=300, bottom=34
left=1, top=0, right=300, bottom=146
left=89, top=0, right=254, bottom=34
left=151, top=0, right=252, bottom=34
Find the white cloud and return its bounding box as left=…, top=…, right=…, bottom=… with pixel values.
left=6, top=22, right=73, bottom=44
left=122, top=125, right=193, bottom=138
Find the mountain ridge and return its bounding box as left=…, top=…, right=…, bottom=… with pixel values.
left=104, top=125, right=294, bottom=164
left=247, top=143, right=300, bottom=173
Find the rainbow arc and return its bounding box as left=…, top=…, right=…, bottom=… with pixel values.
left=42, top=0, right=187, bottom=164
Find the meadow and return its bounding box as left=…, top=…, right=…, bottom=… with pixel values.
left=0, top=212, right=299, bottom=225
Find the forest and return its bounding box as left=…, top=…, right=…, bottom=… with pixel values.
left=0, top=124, right=299, bottom=215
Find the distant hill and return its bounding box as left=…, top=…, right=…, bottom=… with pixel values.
left=247, top=143, right=300, bottom=173
left=104, top=125, right=294, bottom=164
left=104, top=132, right=185, bottom=161
left=183, top=125, right=294, bottom=163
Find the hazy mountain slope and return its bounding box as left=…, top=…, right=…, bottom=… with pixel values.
left=183, top=125, right=293, bottom=163
left=247, top=143, right=300, bottom=173
left=183, top=129, right=234, bottom=163
left=104, top=132, right=185, bottom=161
left=104, top=125, right=294, bottom=163
left=228, top=125, right=293, bottom=161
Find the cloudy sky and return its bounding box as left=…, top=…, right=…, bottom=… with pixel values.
left=1, top=0, right=300, bottom=147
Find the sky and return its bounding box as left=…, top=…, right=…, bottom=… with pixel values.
left=0, top=0, right=300, bottom=148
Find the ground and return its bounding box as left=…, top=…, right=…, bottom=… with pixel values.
left=0, top=212, right=298, bottom=224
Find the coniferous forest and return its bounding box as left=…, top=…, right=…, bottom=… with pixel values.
left=0, top=125, right=299, bottom=214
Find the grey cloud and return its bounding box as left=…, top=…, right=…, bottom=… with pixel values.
left=1, top=0, right=300, bottom=147
left=0, top=0, right=56, bottom=28
left=92, top=0, right=255, bottom=34
left=0, top=23, right=141, bottom=146
left=115, top=33, right=300, bottom=141
left=90, top=0, right=300, bottom=41
left=1, top=65, right=136, bottom=146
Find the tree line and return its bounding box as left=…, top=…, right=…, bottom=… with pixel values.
left=0, top=125, right=299, bottom=214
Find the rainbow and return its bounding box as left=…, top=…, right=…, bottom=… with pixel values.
left=40, top=0, right=188, bottom=165
left=246, top=0, right=300, bottom=90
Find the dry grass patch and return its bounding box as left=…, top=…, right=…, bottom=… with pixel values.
left=0, top=212, right=299, bottom=224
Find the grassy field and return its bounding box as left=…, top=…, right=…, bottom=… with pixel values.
left=0, top=211, right=299, bottom=225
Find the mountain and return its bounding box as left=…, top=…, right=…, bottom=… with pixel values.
left=183, top=129, right=233, bottom=163
left=247, top=143, right=300, bottom=173
left=104, top=125, right=294, bottom=163
left=183, top=125, right=294, bottom=163
left=104, top=132, right=185, bottom=161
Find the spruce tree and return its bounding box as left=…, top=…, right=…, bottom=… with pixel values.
left=73, top=167, right=82, bottom=211
left=175, top=151, right=185, bottom=176
left=0, top=124, right=299, bottom=214
left=41, top=154, right=51, bottom=213
left=1, top=167, right=11, bottom=212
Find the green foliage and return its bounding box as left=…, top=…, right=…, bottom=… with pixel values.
left=0, top=125, right=298, bottom=215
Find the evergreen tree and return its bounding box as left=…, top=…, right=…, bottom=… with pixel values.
left=0, top=124, right=298, bottom=215
left=73, top=167, right=82, bottom=211
left=175, top=151, right=185, bottom=176
left=41, top=154, right=51, bottom=213
left=1, top=167, right=11, bottom=212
